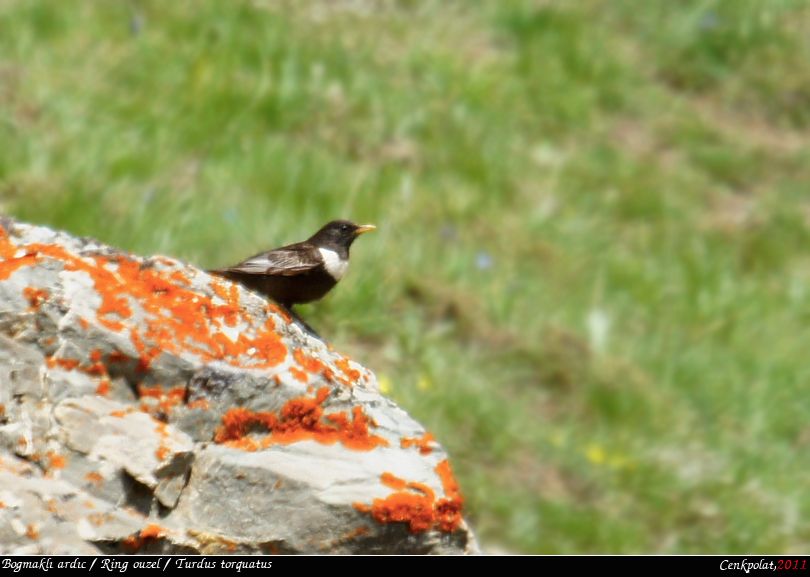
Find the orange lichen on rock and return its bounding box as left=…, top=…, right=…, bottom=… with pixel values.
left=434, top=459, right=464, bottom=532
left=269, top=304, right=291, bottom=325
left=225, top=540, right=239, bottom=552
left=137, top=384, right=186, bottom=417
left=400, top=432, right=436, bottom=455
left=87, top=512, right=109, bottom=526
left=140, top=524, right=164, bottom=539
left=0, top=243, right=38, bottom=281
left=85, top=471, right=104, bottom=485
left=380, top=472, right=408, bottom=491
left=289, top=366, right=309, bottom=383
left=227, top=436, right=262, bottom=452
left=0, top=227, right=289, bottom=371
left=169, top=270, right=191, bottom=286
left=209, top=279, right=241, bottom=328
left=22, top=286, right=48, bottom=310
left=46, top=350, right=116, bottom=398
left=334, top=356, right=361, bottom=385
left=186, top=398, right=210, bottom=411
left=353, top=472, right=437, bottom=533
left=95, top=379, right=110, bottom=396
left=25, top=524, right=39, bottom=540
left=215, top=388, right=388, bottom=452
left=161, top=385, right=187, bottom=408
left=294, top=348, right=325, bottom=375
left=214, top=407, right=273, bottom=445
left=107, top=350, right=129, bottom=363
left=122, top=524, right=164, bottom=552
left=354, top=462, right=465, bottom=534
left=45, top=451, right=66, bottom=470
left=152, top=421, right=173, bottom=461
left=155, top=421, right=168, bottom=437
left=155, top=444, right=170, bottom=461
left=45, top=357, right=80, bottom=371
left=336, top=356, right=361, bottom=379
left=136, top=384, right=164, bottom=399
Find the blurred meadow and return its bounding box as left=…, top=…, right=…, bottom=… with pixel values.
left=2, top=0, right=810, bottom=553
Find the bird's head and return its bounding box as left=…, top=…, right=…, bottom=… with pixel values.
left=309, top=220, right=376, bottom=249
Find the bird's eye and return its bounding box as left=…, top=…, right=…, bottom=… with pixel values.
left=340, top=224, right=350, bottom=232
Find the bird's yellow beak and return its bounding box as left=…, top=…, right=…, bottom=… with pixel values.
left=355, top=224, right=377, bottom=235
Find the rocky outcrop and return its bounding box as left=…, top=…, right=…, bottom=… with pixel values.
left=0, top=218, right=477, bottom=554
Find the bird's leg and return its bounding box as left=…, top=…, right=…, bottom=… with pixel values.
left=278, top=303, right=323, bottom=341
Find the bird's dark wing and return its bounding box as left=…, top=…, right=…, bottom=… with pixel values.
left=216, top=243, right=321, bottom=277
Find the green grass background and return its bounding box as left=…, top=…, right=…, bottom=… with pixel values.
left=2, top=0, right=810, bottom=553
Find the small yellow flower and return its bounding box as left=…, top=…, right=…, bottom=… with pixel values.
left=416, top=375, right=432, bottom=391
left=585, top=444, right=607, bottom=465
left=583, top=443, right=633, bottom=470
left=378, top=374, right=393, bottom=395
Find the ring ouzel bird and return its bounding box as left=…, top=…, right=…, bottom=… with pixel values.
left=209, top=220, right=376, bottom=337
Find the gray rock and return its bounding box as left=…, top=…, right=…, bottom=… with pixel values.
left=0, top=218, right=478, bottom=554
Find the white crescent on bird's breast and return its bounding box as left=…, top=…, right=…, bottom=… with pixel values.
left=318, top=248, right=349, bottom=280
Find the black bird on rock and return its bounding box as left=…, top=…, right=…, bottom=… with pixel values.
left=210, top=220, right=376, bottom=337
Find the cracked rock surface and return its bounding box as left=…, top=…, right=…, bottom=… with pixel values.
left=0, top=218, right=478, bottom=555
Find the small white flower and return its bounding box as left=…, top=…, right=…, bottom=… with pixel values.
left=587, top=308, right=610, bottom=353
